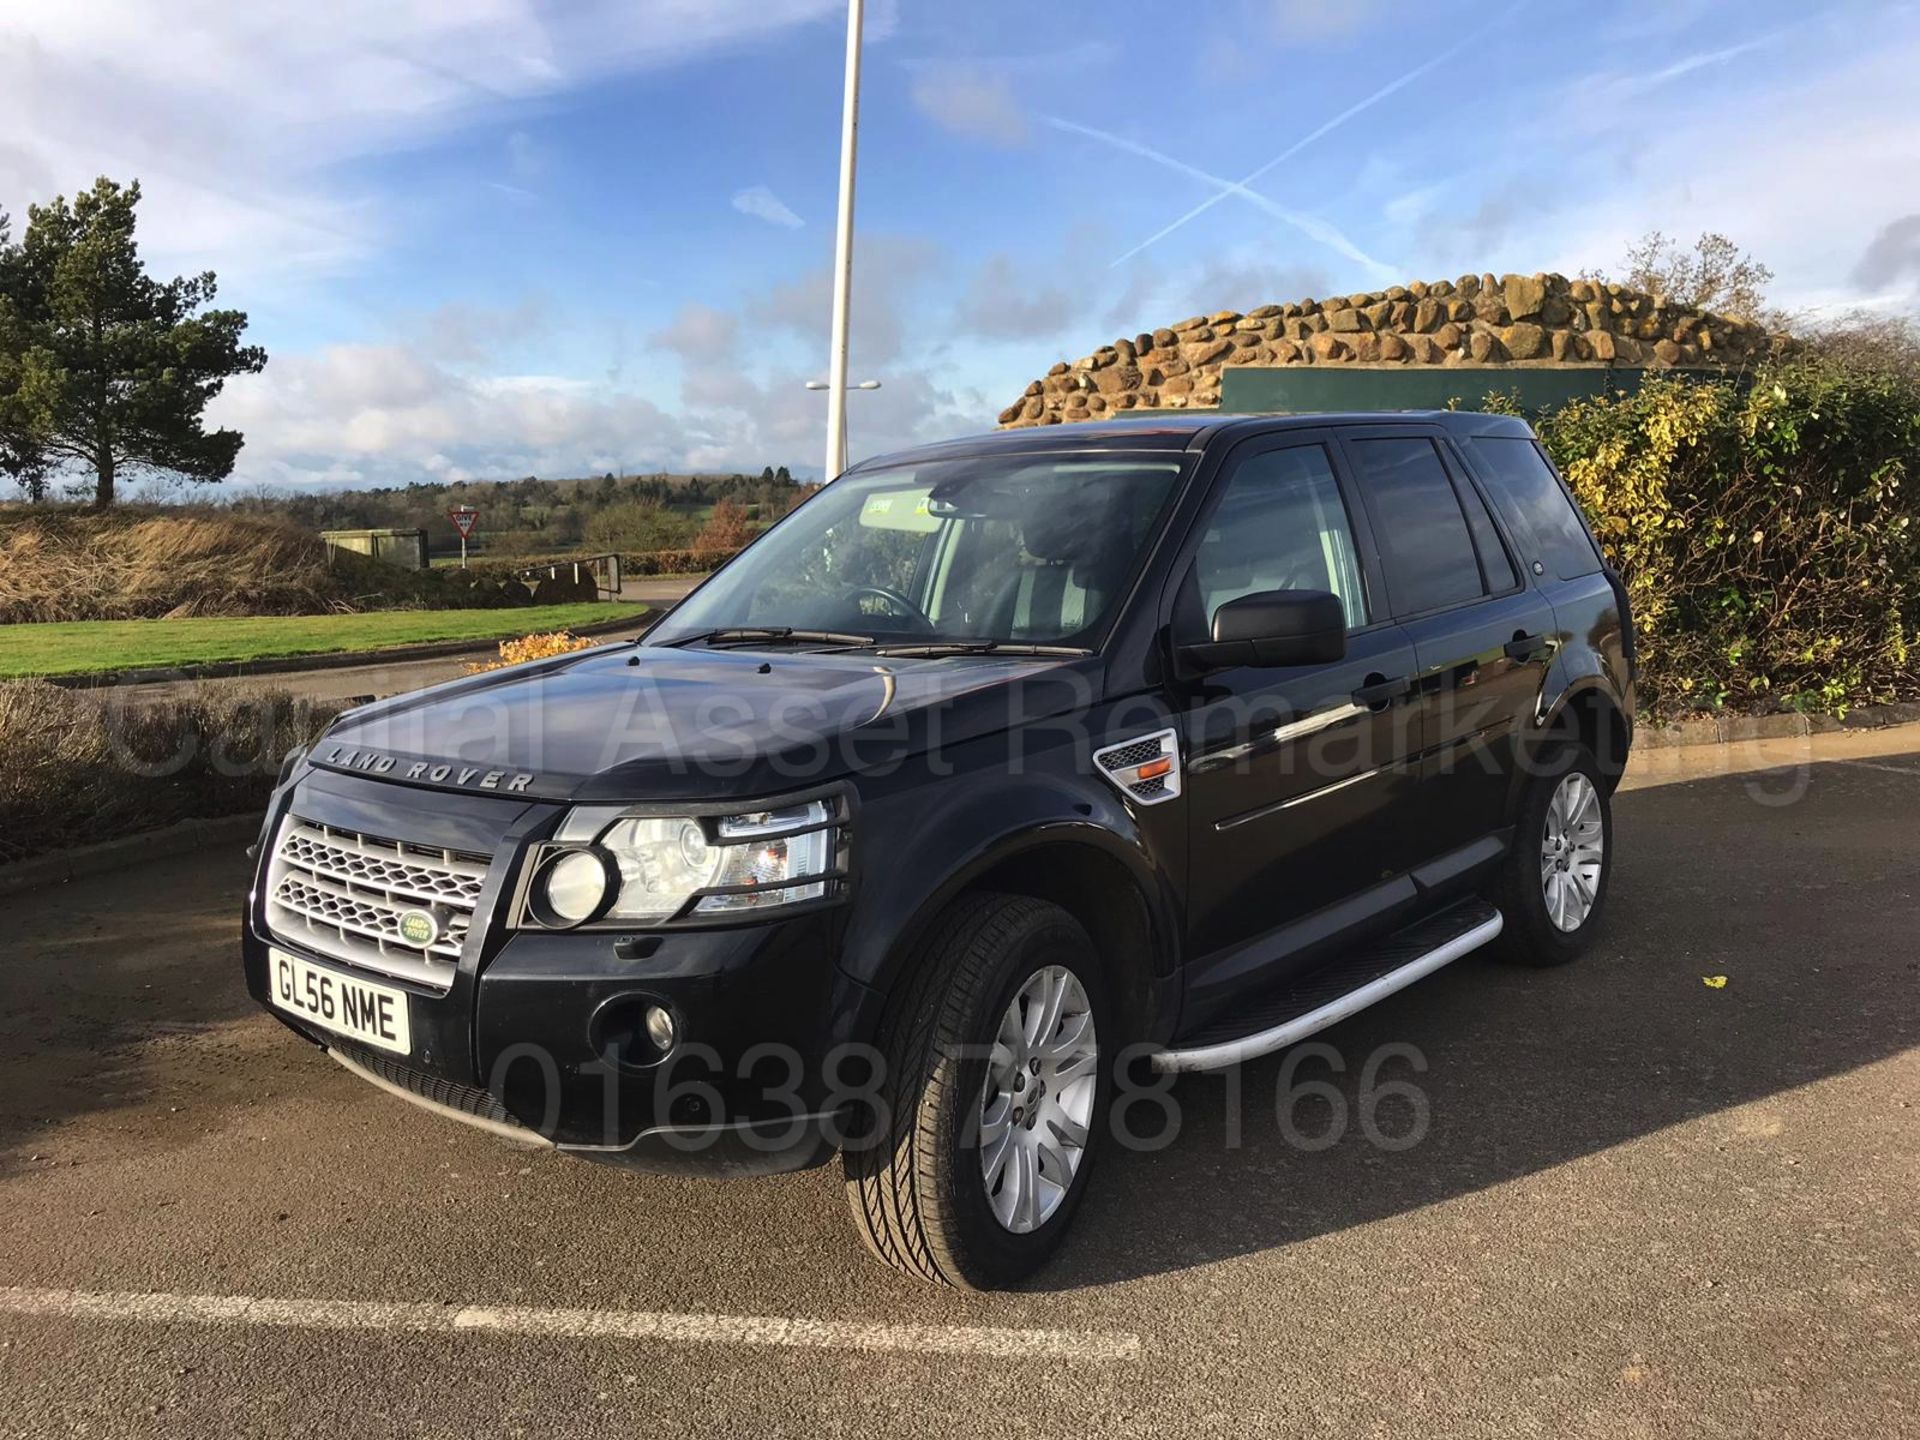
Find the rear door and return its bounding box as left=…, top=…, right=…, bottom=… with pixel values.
left=1170, top=431, right=1422, bottom=980
left=1461, top=431, right=1632, bottom=689
left=1338, top=427, right=1556, bottom=860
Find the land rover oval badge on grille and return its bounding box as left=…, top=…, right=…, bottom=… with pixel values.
left=397, top=909, right=441, bottom=948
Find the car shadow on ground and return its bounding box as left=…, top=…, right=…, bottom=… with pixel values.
left=1039, top=751, right=1920, bottom=1290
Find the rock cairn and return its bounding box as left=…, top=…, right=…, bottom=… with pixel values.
left=998, top=271, right=1780, bottom=427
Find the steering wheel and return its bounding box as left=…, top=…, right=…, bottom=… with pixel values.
left=844, top=584, right=935, bottom=633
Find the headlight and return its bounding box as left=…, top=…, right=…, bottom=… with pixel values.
left=518, top=796, right=845, bottom=929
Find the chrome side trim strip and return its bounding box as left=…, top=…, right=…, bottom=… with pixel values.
left=1215, top=765, right=1383, bottom=832
left=328, top=1049, right=549, bottom=1148
left=1149, top=912, right=1504, bottom=1073
left=1191, top=700, right=1369, bottom=773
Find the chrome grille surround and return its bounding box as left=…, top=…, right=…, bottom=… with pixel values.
left=265, top=818, right=491, bottom=990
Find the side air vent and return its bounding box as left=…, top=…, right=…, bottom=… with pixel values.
left=1093, top=728, right=1182, bottom=806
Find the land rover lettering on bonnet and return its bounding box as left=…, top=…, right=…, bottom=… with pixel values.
left=245, top=412, right=1634, bottom=1290
left=316, top=746, right=537, bottom=792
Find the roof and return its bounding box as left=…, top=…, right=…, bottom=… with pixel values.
left=851, top=409, right=1535, bottom=472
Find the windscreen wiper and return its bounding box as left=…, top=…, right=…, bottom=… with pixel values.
left=664, top=626, right=877, bottom=649
left=870, top=641, right=1093, bottom=658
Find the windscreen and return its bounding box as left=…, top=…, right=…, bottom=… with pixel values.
left=652, top=454, right=1188, bottom=647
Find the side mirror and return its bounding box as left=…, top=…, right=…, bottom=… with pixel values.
left=1177, top=589, right=1348, bottom=671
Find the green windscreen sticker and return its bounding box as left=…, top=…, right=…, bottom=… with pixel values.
left=859, top=488, right=940, bottom=533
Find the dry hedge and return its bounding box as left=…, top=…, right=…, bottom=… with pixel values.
left=0, top=680, right=342, bottom=863
left=0, top=507, right=537, bottom=622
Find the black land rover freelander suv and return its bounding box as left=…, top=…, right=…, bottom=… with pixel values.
left=245, top=412, right=1633, bottom=1289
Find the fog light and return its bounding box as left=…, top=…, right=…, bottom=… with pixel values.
left=644, top=1004, right=677, bottom=1053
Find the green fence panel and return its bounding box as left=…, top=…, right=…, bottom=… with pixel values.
left=1217, top=365, right=1663, bottom=416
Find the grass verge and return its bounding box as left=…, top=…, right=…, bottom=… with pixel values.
left=0, top=603, right=623, bottom=678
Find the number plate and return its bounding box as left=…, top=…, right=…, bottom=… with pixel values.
left=266, top=947, right=412, bottom=1055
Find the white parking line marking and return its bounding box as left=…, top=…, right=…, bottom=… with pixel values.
left=1834, top=759, right=1920, bottom=778
left=0, top=1287, right=1141, bottom=1363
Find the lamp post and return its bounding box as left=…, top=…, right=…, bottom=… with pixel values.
left=806, top=378, right=880, bottom=471
left=824, top=0, right=865, bottom=481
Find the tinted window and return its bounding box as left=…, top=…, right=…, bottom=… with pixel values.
left=1470, top=438, right=1603, bottom=580
left=1193, top=444, right=1368, bottom=628
left=1347, top=437, right=1484, bottom=614
left=1457, top=477, right=1519, bottom=592
left=653, top=457, right=1184, bottom=647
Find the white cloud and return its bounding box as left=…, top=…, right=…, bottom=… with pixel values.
left=213, top=337, right=970, bottom=486
left=1509, top=41, right=1920, bottom=315
left=405, top=297, right=552, bottom=364
left=909, top=64, right=1028, bottom=146
left=957, top=254, right=1080, bottom=339
left=212, top=342, right=694, bottom=487
left=0, top=0, right=845, bottom=285
left=650, top=303, right=741, bottom=365
left=210, top=240, right=978, bottom=486
left=747, top=234, right=940, bottom=367
left=731, top=185, right=805, bottom=230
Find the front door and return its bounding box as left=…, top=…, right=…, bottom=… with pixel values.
left=1170, top=434, right=1422, bottom=1001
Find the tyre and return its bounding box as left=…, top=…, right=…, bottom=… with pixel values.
left=842, top=892, right=1110, bottom=1289
left=1489, top=744, right=1613, bottom=966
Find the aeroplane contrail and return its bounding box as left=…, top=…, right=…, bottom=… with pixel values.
left=1104, top=0, right=1531, bottom=268
left=1043, top=115, right=1392, bottom=276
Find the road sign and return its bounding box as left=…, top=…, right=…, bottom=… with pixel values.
left=447, top=506, right=479, bottom=568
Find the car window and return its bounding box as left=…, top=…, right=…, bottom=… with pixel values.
left=1347, top=437, right=1485, bottom=615
left=653, top=456, right=1186, bottom=647
left=1192, top=444, right=1369, bottom=629
left=1455, top=472, right=1519, bottom=592
left=1469, top=437, right=1604, bottom=580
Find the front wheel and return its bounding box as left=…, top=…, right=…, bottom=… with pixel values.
left=842, top=893, right=1110, bottom=1289
left=1490, top=744, right=1613, bottom=966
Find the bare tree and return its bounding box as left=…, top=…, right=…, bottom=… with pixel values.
left=1608, top=231, right=1776, bottom=322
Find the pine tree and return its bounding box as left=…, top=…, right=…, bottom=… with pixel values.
left=0, top=178, right=267, bottom=506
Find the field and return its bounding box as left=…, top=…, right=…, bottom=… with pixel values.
left=0, top=602, right=621, bottom=677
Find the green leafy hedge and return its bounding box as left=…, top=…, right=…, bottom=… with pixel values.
left=1526, top=357, right=1919, bottom=718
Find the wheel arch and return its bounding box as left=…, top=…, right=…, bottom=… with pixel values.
left=1543, top=682, right=1632, bottom=792
left=850, top=822, right=1181, bottom=1048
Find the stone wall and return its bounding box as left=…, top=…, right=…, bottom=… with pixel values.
left=998, top=271, right=1781, bottom=428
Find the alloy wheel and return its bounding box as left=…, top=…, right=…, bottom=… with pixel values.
left=1540, top=771, right=1605, bottom=931
left=977, top=965, right=1099, bottom=1234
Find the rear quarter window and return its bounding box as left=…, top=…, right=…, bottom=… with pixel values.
left=1469, top=438, right=1603, bottom=581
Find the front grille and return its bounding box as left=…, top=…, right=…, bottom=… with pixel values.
left=266, top=818, right=491, bottom=990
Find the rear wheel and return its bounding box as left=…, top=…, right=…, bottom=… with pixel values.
left=1490, top=744, right=1612, bottom=966
left=842, top=893, right=1110, bottom=1289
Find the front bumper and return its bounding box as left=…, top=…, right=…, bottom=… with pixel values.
left=242, top=768, right=879, bottom=1178
left=246, top=916, right=870, bottom=1176
left=328, top=1046, right=845, bottom=1178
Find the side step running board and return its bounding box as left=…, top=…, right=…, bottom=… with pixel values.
left=1151, top=905, right=1504, bottom=1073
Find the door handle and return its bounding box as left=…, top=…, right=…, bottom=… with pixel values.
left=1504, top=633, right=1551, bottom=662
left=1352, top=674, right=1411, bottom=709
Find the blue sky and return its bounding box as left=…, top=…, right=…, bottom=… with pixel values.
left=4, top=0, right=1918, bottom=489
